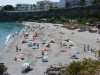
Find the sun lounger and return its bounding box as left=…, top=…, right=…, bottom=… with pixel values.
left=42, top=55, right=48, bottom=62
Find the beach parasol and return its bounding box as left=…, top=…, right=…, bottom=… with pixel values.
left=28, top=61, right=33, bottom=65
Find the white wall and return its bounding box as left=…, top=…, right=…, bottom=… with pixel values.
left=0, top=6, right=3, bottom=10
left=85, top=0, right=92, bottom=6
left=60, top=0, right=66, bottom=8
left=50, top=2, right=60, bottom=8
left=16, top=4, right=33, bottom=11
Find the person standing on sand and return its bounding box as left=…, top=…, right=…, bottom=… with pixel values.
left=41, top=51, right=44, bottom=57
left=84, top=44, right=86, bottom=52
left=16, top=45, right=18, bottom=52
left=60, top=41, right=62, bottom=47
left=37, top=44, right=39, bottom=49
left=14, top=57, right=17, bottom=61
left=91, top=48, right=93, bottom=52
left=97, top=38, right=99, bottom=42
left=87, top=45, right=90, bottom=51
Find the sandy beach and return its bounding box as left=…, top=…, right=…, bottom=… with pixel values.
left=0, top=22, right=100, bottom=75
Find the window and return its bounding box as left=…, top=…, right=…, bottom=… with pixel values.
left=17, top=5, right=21, bottom=6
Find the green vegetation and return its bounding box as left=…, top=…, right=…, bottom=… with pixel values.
left=0, top=63, right=8, bottom=75
left=3, top=5, right=15, bottom=11
left=0, top=4, right=100, bottom=23
left=92, top=0, right=100, bottom=4
left=64, top=58, right=100, bottom=75
left=98, top=50, right=100, bottom=57
left=77, top=18, right=100, bottom=24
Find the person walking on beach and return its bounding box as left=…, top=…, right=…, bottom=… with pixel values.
left=91, top=48, right=93, bottom=52
left=60, top=41, right=62, bottom=47
left=41, top=51, right=44, bottom=57
left=37, top=44, right=39, bottom=49
left=97, top=38, right=99, bottom=42
left=87, top=45, right=90, bottom=51
left=84, top=44, right=86, bottom=52
left=16, top=45, right=18, bottom=52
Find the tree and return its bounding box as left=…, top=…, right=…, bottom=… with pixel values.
left=79, top=0, right=85, bottom=6
left=65, top=1, right=70, bottom=8
left=33, top=16, right=40, bottom=20
left=0, top=63, right=8, bottom=75
left=92, top=0, right=100, bottom=4
left=97, top=50, right=100, bottom=58
left=60, top=16, right=66, bottom=23
left=98, top=13, right=100, bottom=19
left=3, top=5, right=15, bottom=11
left=87, top=18, right=99, bottom=24
left=64, top=58, right=100, bottom=75
left=49, top=17, right=55, bottom=23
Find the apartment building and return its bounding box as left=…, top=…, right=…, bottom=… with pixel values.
left=50, top=2, right=60, bottom=8
left=16, top=0, right=93, bottom=12
left=36, top=0, right=50, bottom=11
left=70, top=0, right=80, bottom=7
left=85, top=0, right=93, bottom=6
left=59, top=0, right=66, bottom=8
left=16, top=4, right=33, bottom=12
left=59, top=0, right=93, bottom=8
left=16, top=0, right=60, bottom=12
left=0, top=6, right=3, bottom=11
left=37, top=0, right=50, bottom=6
left=36, top=5, right=50, bottom=11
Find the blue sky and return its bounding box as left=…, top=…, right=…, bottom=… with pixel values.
left=0, top=0, right=59, bottom=6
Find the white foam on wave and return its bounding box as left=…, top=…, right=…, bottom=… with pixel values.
left=5, top=34, right=12, bottom=45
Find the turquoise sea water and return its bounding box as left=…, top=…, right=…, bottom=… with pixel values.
left=0, top=23, right=24, bottom=51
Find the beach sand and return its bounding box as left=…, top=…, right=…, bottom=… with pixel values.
left=0, top=22, right=100, bottom=75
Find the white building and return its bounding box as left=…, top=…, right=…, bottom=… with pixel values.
left=70, top=0, right=80, bottom=7
left=36, top=0, right=50, bottom=11
left=60, top=0, right=66, bottom=8
left=16, top=0, right=60, bottom=12
left=16, top=4, right=33, bottom=12
left=85, top=0, right=93, bottom=6
left=59, top=0, right=93, bottom=8
left=44, top=5, right=50, bottom=10
left=31, top=4, right=37, bottom=11
left=36, top=5, right=50, bottom=11
left=37, top=0, right=50, bottom=6
left=0, top=6, right=3, bottom=11
left=50, top=2, right=60, bottom=8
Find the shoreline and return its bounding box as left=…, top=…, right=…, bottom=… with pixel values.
left=0, top=22, right=25, bottom=56
left=0, top=22, right=100, bottom=75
